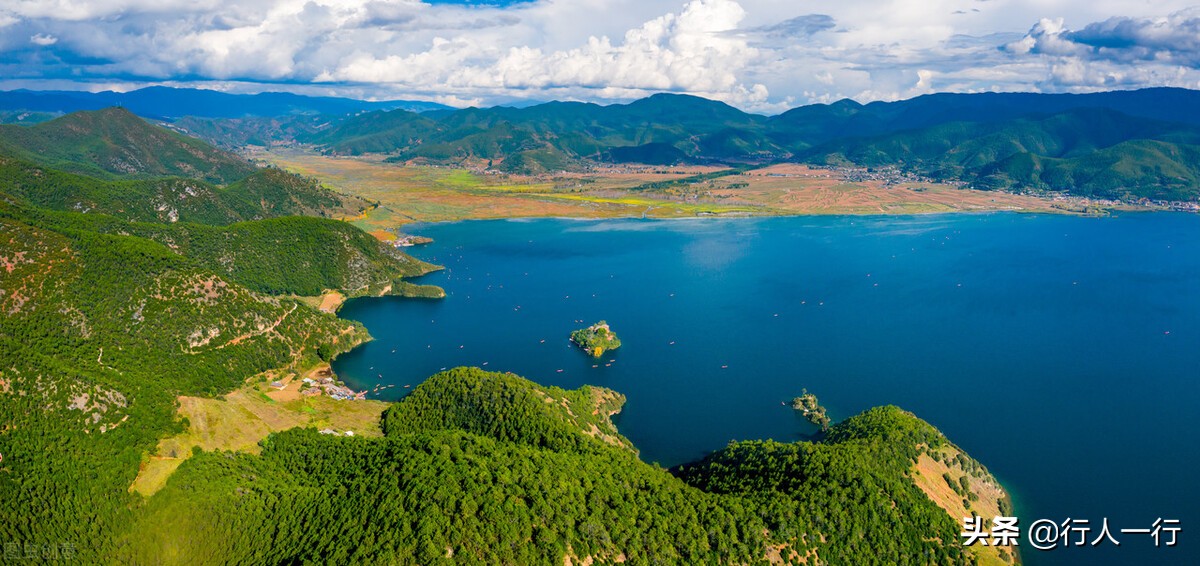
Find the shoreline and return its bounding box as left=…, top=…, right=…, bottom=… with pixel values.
left=267, top=149, right=1188, bottom=231
left=392, top=207, right=1197, bottom=233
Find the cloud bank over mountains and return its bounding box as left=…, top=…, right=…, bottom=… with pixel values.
left=2, top=0, right=1199, bottom=112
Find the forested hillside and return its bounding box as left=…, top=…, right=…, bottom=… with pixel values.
left=0, top=109, right=444, bottom=561
left=803, top=109, right=1200, bottom=200
left=120, top=368, right=994, bottom=565
left=0, top=154, right=370, bottom=224
left=0, top=201, right=372, bottom=560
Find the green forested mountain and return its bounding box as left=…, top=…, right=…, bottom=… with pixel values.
left=167, top=114, right=337, bottom=149
left=768, top=87, right=1200, bottom=148
left=18, top=209, right=438, bottom=296
left=8, top=88, right=1200, bottom=201
left=312, top=94, right=779, bottom=171
left=0, top=108, right=444, bottom=562
left=305, top=109, right=440, bottom=154
left=803, top=109, right=1200, bottom=200
left=0, top=107, right=257, bottom=183
left=0, top=176, right=447, bottom=558
left=300, top=88, right=1200, bottom=200
left=0, top=107, right=374, bottom=222
left=120, top=368, right=980, bottom=565
left=313, top=89, right=1200, bottom=165
left=0, top=153, right=369, bottom=224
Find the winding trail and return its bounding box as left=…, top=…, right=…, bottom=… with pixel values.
left=215, top=304, right=297, bottom=350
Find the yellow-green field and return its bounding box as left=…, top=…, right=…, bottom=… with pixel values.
left=262, top=149, right=1062, bottom=233
left=130, top=363, right=387, bottom=496
left=262, top=149, right=760, bottom=231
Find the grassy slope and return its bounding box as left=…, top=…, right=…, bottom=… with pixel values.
left=131, top=370, right=390, bottom=497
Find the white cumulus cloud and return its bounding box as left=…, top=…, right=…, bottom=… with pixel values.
left=29, top=33, right=57, bottom=45
left=2, top=0, right=1200, bottom=111
left=323, top=0, right=769, bottom=108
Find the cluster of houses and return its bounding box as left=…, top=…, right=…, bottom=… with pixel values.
left=1048, top=194, right=1200, bottom=213
left=835, top=165, right=952, bottom=187
left=318, top=429, right=355, bottom=437
left=269, top=375, right=365, bottom=400
left=390, top=234, right=431, bottom=248
left=300, top=376, right=365, bottom=400
left=1146, top=199, right=1200, bottom=213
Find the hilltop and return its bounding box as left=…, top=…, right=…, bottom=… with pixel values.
left=0, top=107, right=256, bottom=183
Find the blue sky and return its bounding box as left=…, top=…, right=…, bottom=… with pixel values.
left=2, top=1, right=1199, bottom=112
left=423, top=0, right=534, bottom=5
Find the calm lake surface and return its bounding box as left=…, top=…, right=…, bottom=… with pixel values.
left=334, top=213, right=1199, bottom=564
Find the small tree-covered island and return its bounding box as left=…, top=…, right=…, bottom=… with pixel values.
left=792, top=389, right=832, bottom=431
left=570, top=320, right=622, bottom=358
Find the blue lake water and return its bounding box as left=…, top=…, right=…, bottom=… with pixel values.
left=333, top=213, right=1199, bottom=565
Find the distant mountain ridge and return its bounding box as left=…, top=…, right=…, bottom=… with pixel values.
left=304, top=87, right=1200, bottom=200
left=6, top=87, right=1200, bottom=200
left=0, top=86, right=449, bottom=119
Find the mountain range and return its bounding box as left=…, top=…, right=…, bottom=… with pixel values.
left=0, top=86, right=449, bottom=119
left=305, top=88, right=1200, bottom=200
left=4, top=86, right=1198, bottom=200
